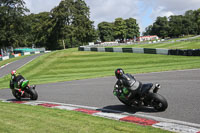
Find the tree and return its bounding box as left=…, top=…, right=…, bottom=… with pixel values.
left=184, top=10, right=198, bottom=35
left=46, top=0, right=96, bottom=49
left=48, top=0, right=75, bottom=49
left=143, top=25, right=153, bottom=36
left=194, top=9, right=200, bottom=34
left=125, top=18, right=140, bottom=39
left=73, top=0, right=97, bottom=46
left=168, top=15, right=183, bottom=37
left=25, top=12, right=53, bottom=48
left=98, top=22, right=114, bottom=42
left=0, top=0, right=29, bottom=49
left=113, top=18, right=127, bottom=41
left=151, top=16, right=169, bottom=38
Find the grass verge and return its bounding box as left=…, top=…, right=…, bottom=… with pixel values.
left=0, top=101, right=171, bottom=133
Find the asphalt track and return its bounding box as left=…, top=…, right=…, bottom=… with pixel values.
left=0, top=54, right=42, bottom=78
left=0, top=54, right=200, bottom=125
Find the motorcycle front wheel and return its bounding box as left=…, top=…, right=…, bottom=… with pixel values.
left=12, top=90, right=21, bottom=100
left=118, top=98, right=132, bottom=106
left=149, top=93, right=168, bottom=111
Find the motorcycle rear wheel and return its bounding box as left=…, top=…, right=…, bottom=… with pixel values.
left=149, top=93, right=168, bottom=111
left=29, top=88, right=38, bottom=100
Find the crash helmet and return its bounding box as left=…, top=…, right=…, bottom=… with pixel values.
left=11, top=70, right=18, bottom=77
left=115, top=68, right=124, bottom=79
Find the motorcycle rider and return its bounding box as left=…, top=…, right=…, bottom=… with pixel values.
left=113, top=68, right=142, bottom=102
left=10, top=70, right=25, bottom=96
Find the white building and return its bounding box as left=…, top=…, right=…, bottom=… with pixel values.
left=137, top=35, right=159, bottom=42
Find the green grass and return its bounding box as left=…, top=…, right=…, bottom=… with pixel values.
left=0, top=101, right=171, bottom=133
left=1, top=48, right=200, bottom=89
left=113, top=40, right=200, bottom=49
left=112, top=36, right=200, bottom=49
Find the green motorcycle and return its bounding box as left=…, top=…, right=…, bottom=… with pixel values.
left=113, top=80, right=168, bottom=112
left=10, top=80, right=38, bottom=100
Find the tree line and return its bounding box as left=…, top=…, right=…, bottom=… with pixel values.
left=143, top=9, right=200, bottom=38
left=2, top=0, right=198, bottom=51
left=0, top=0, right=99, bottom=50
left=0, top=0, right=140, bottom=50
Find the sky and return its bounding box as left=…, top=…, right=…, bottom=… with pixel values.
left=24, top=0, right=200, bottom=33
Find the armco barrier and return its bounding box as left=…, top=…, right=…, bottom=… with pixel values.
left=79, top=46, right=200, bottom=56
left=156, top=49, right=169, bottom=55
left=144, top=48, right=157, bottom=54
left=122, top=48, right=133, bottom=53
left=91, top=47, right=98, bottom=51
left=98, top=47, right=106, bottom=52
left=113, top=47, right=122, bottom=52
left=105, top=48, right=113, bottom=52
left=132, top=48, right=144, bottom=54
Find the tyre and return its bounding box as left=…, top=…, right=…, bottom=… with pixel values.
left=29, top=88, right=38, bottom=100
left=10, top=80, right=14, bottom=89
left=12, top=90, right=21, bottom=100
left=118, top=98, right=131, bottom=106
left=149, top=93, right=168, bottom=111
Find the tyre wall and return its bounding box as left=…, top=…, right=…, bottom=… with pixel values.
left=79, top=46, right=200, bottom=56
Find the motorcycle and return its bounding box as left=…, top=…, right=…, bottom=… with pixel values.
left=113, top=78, right=168, bottom=111
left=10, top=80, right=38, bottom=100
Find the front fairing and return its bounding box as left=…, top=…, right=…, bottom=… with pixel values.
left=21, top=80, right=29, bottom=88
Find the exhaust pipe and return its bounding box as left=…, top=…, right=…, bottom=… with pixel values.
left=153, top=84, right=160, bottom=93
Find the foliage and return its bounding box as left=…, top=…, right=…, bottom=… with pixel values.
left=98, top=18, right=140, bottom=42
left=0, top=0, right=29, bottom=48
left=0, top=0, right=97, bottom=50
left=143, top=8, right=200, bottom=38
left=98, top=22, right=114, bottom=42
left=152, top=17, right=169, bottom=38
left=113, top=18, right=127, bottom=41
left=125, top=18, right=140, bottom=39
